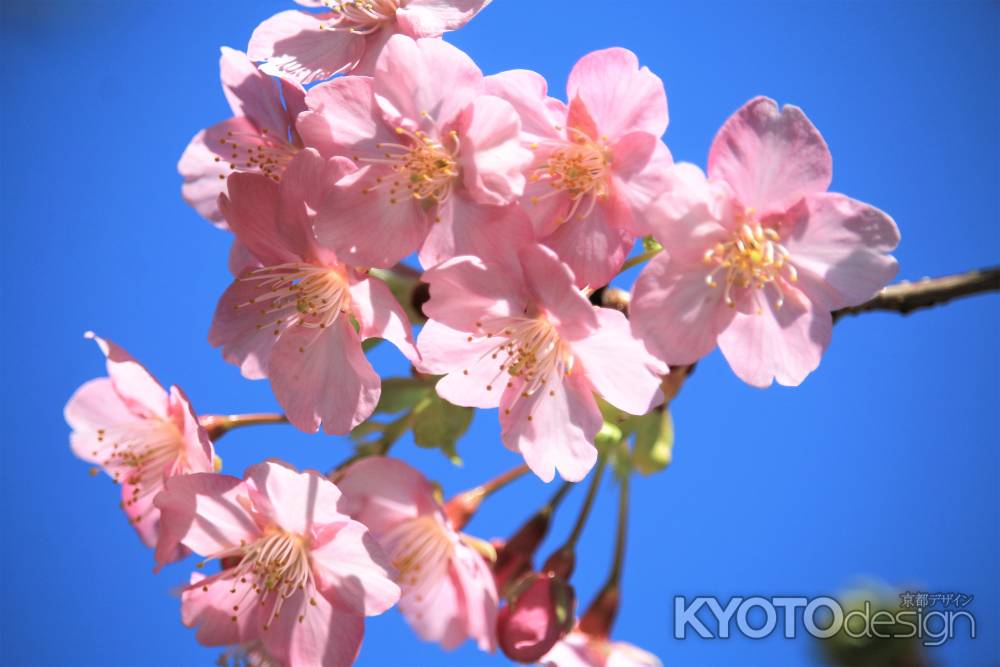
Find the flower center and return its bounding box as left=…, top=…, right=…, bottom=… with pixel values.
left=210, top=530, right=316, bottom=630
left=90, top=420, right=185, bottom=521
left=320, top=0, right=401, bottom=35
left=216, top=127, right=299, bottom=183
left=360, top=125, right=460, bottom=208
left=531, top=130, right=612, bottom=224
left=467, top=316, right=574, bottom=414
left=237, top=263, right=353, bottom=337
left=382, top=515, right=454, bottom=589
left=703, top=214, right=798, bottom=311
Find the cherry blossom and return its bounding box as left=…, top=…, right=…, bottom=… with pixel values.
left=631, top=97, right=900, bottom=386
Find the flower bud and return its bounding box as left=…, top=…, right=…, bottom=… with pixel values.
left=493, top=511, right=551, bottom=595
left=497, top=572, right=576, bottom=663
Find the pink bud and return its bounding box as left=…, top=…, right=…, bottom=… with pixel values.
left=497, top=572, right=576, bottom=663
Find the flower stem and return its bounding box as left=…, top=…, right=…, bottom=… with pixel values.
left=618, top=246, right=663, bottom=274
left=445, top=463, right=531, bottom=530
left=580, top=472, right=630, bottom=638
left=199, top=413, right=287, bottom=441
left=543, top=458, right=607, bottom=578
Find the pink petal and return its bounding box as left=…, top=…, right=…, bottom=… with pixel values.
left=539, top=195, right=635, bottom=290
left=181, top=571, right=262, bottom=647
left=298, top=75, right=390, bottom=158
left=227, top=238, right=259, bottom=275
left=518, top=244, right=598, bottom=334
left=219, top=47, right=289, bottom=136
left=642, top=163, right=733, bottom=264
left=154, top=472, right=259, bottom=568
left=248, top=10, right=364, bottom=84
left=373, top=35, right=482, bottom=131
left=311, top=520, right=400, bottom=616
left=244, top=461, right=347, bottom=537
left=707, top=96, right=832, bottom=214
left=348, top=275, right=418, bottom=361
left=421, top=255, right=527, bottom=332
left=86, top=333, right=169, bottom=419
left=450, top=540, right=499, bottom=650
left=177, top=120, right=247, bottom=227
left=208, top=272, right=294, bottom=381
left=260, top=585, right=365, bottom=667
left=268, top=317, right=380, bottom=434
left=629, top=252, right=731, bottom=366
left=314, top=165, right=431, bottom=268
left=398, top=560, right=467, bottom=649
left=456, top=95, right=532, bottom=206
left=65, top=378, right=141, bottom=463
left=783, top=192, right=900, bottom=309
left=168, top=386, right=215, bottom=475
left=277, top=149, right=355, bottom=264
left=485, top=69, right=565, bottom=144
left=218, top=172, right=297, bottom=267
left=569, top=308, right=665, bottom=415
left=396, top=0, right=492, bottom=36
left=419, top=194, right=534, bottom=272
left=500, top=372, right=602, bottom=482
left=417, top=320, right=507, bottom=409
left=566, top=48, right=668, bottom=140
left=611, top=135, right=674, bottom=236
left=716, top=287, right=832, bottom=387
left=335, top=456, right=440, bottom=534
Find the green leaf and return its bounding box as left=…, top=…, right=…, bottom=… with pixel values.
left=411, top=393, right=473, bottom=460
left=375, top=377, right=432, bottom=414
left=631, top=408, right=674, bottom=475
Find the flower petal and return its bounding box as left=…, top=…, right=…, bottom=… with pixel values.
left=419, top=194, right=534, bottom=273
left=396, top=0, right=493, bottom=36
left=65, top=378, right=141, bottom=463
left=244, top=461, right=347, bottom=536
left=219, top=46, right=290, bottom=136
left=456, top=94, right=532, bottom=206
left=570, top=308, right=665, bottom=415
left=418, top=320, right=508, bottom=409
left=421, top=255, right=526, bottom=331
left=154, top=472, right=259, bottom=567
left=716, top=287, right=832, bottom=387
left=298, top=75, right=390, bottom=158
left=566, top=47, right=668, bottom=140
left=707, top=96, right=832, bottom=214
left=260, top=585, right=365, bottom=667
left=311, top=520, right=400, bottom=616
left=500, top=372, right=601, bottom=482
left=629, top=252, right=731, bottom=366
left=268, top=317, right=380, bottom=435
left=335, top=456, right=440, bottom=534
left=373, top=35, right=483, bottom=131
left=181, top=571, right=262, bottom=647
left=86, top=333, right=169, bottom=419
left=486, top=69, right=565, bottom=144
left=349, top=275, right=418, bottom=362
left=519, top=244, right=599, bottom=333
left=248, top=10, right=363, bottom=84
left=783, top=192, right=900, bottom=309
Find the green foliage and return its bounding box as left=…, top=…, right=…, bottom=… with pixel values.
left=348, top=376, right=471, bottom=464
left=596, top=398, right=675, bottom=477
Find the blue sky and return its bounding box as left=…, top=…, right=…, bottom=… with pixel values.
left=1, top=2, right=997, bottom=666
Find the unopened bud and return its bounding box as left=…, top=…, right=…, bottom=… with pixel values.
left=497, top=572, right=576, bottom=663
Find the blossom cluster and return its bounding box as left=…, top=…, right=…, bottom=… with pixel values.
left=67, top=1, right=900, bottom=665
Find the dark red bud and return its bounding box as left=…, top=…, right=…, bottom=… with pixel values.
left=497, top=572, right=576, bottom=663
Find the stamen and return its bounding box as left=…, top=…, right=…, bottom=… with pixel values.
left=359, top=124, right=459, bottom=205
left=237, top=263, right=352, bottom=340
left=218, top=128, right=298, bottom=182
left=531, top=128, right=612, bottom=224
left=319, top=1, right=400, bottom=35
left=702, top=213, right=797, bottom=312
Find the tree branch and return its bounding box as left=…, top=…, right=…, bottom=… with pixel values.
left=831, top=265, right=1000, bottom=322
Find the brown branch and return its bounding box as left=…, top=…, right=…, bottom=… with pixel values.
left=831, top=265, right=1000, bottom=322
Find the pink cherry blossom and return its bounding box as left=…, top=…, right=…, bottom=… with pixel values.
left=248, top=0, right=492, bottom=84
left=541, top=630, right=662, bottom=667
left=298, top=34, right=533, bottom=270
left=154, top=460, right=400, bottom=667
left=334, top=456, right=499, bottom=650
left=64, top=333, right=215, bottom=562
left=631, top=97, right=900, bottom=387
left=486, top=48, right=673, bottom=289
left=417, top=243, right=666, bottom=482
left=179, top=47, right=305, bottom=227
left=208, top=148, right=418, bottom=434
